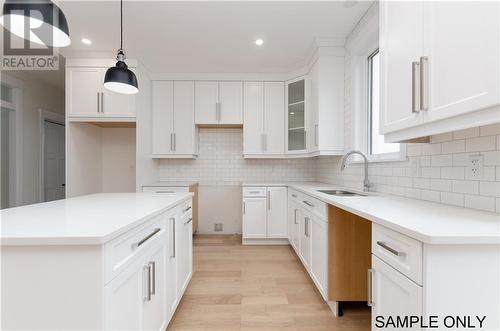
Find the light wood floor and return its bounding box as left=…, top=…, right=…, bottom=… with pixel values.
left=167, top=235, right=370, bottom=331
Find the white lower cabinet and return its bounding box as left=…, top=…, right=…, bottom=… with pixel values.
left=299, top=213, right=311, bottom=268
left=142, top=245, right=167, bottom=331
left=177, top=211, right=193, bottom=298
left=287, top=198, right=300, bottom=251
left=309, top=216, right=328, bottom=297
left=371, top=255, right=423, bottom=329
left=242, top=186, right=288, bottom=243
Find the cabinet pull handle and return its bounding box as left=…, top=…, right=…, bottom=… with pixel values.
left=291, top=194, right=297, bottom=198
left=171, top=217, right=176, bottom=258
left=267, top=191, right=270, bottom=210
left=185, top=217, right=192, bottom=225
left=294, top=209, right=298, bottom=225
left=314, top=124, right=318, bottom=146
left=304, top=217, right=309, bottom=237
left=419, top=56, right=428, bottom=111
left=143, top=265, right=151, bottom=301
left=97, top=92, right=100, bottom=113
left=132, top=228, right=161, bottom=249
left=183, top=205, right=192, bottom=213
left=100, top=92, right=104, bottom=113
left=376, top=241, right=406, bottom=257
left=170, top=133, right=173, bottom=151
left=261, top=133, right=266, bottom=152
left=173, top=133, right=177, bottom=151
left=243, top=201, right=246, bottom=214
left=302, top=200, right=314, bottom=207
left=216, top=102, right=221, bottom=121
left=149, top=261, right=156, bottom=296
left=367, top=268, right=374, bottom=307
left=411, top=61, right=420, bottom=113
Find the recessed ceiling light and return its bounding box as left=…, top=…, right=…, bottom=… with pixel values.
left=255, top=39, right=264, bottom=46
left=81, top=38, right=92, bottom=45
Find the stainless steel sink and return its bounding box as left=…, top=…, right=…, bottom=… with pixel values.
left=317, top=189, right=366, bottom=196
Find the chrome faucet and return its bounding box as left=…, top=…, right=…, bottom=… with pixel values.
left=340, top=150, right=373, bottom=192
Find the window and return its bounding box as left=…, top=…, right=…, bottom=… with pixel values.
left=367, top=50, right=400, bottom=156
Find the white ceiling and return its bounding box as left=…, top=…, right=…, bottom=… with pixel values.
left=59, top=1, right=373, bottom=74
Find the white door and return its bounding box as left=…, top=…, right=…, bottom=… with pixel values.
left=102, top=68, right=136, bottom=118
left=67, top=67, right=101, bottom=117
left=165, top=216, right=178, bottom=320
left=267, top=187, right=287, bottom=238
left=379, top=1, right=424, bottom=134
left=310, top=216, right=327, bottom=298
left=299, top=213, right=311, bottom=268
left=173, top=81, right=196, bottom=155
left=195, top=81, right=218, bottom=124
left=371, top=255, right=423, bottom=330
left=43, top=120, right=65, bottom=202
left=264, top=82, right=285, bottom=154
left=142, top=245, right=166, bottom=331
left=243, top=82, right=264, bottom=154
left=219, top=81, right=243, bottom=125
left=103, top=259, right=143, bottom=330
left=242, top=197, right=267, bottom=239
left=151, top=81, right=174, bottom=155
left=422, top=1, right=500, bottom=123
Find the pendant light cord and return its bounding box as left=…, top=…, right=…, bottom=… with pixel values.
left=120, top=0, right=123, bottom=50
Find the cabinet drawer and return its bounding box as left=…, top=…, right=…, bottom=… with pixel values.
left=372, top=223, right=423, bottom=285
left=178, top=199, right=193, bottom=219
left=142, top=186, right=189, bottom=193
left=299, top=194, right=327, bottom=220
left=104, top=214, right=169, bottom=284
left=243, top=187, right=267, bottom=197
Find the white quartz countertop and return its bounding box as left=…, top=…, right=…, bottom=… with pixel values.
left=247, top=182, right=500, bottom=245
left=0, top=193, right=192, bottom=246
left=143, top=181, right=199, bottom=187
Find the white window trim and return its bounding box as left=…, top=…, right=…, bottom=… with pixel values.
left=347, top=8, right=406, bottom=164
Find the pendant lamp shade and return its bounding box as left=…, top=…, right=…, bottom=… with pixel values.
left=103, top=0, right=138, bottom=95
left=0, top=0, right=70, bottom=47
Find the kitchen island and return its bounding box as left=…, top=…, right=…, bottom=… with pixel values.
left=1, top=192, right=194, bottom=330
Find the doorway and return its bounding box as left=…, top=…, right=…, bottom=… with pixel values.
left=43, top=119, right=65, bottom=202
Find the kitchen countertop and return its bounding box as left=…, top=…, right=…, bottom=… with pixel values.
left=143, top=181, right=199, bottom=187
left=244, top=182, right=500, bottom=245
left=0, top=193, right=192, bottom=246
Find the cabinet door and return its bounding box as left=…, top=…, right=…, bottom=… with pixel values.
left=195, top=81, right=218, bottom=124
left=242, top=198, right=267, bottom=239
left=371, top=255, right=423, bottom=330
left=308, top=65, right=319, bottom=152
left=243, top=82, right=264, bottom=154
left=219, top=81, right=243, bottom=124
left=422, top=1, right=500, bottom=123
left=165, top=216, right=178, bottom=320
left=288, top=202, right=300, bottom=251
left=299, top=213, right=311, bottom=268
left=310, top=217, right=327, bottom=298
left=102, top=67, right=136, bottom=118
left=267, top=187, right=287, bottom=238
left=142, top=245, right=166, bottom=331
left=67, top=67, right=101, bottom=117
left=177, top=214, right=193, bottom=298
left=173, top=81, right=196, bottom=155
left=103, top=258, right=143, bottom=330
left=286, top=78, right=307, bottom=152
left=152, top=81, right=174, bottom=155
left=379, top=1, right=424, bottom=134
left=264, top=82, right=285, bottom=154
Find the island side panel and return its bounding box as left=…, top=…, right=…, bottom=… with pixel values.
left=1, top=245, right=104, bottom=330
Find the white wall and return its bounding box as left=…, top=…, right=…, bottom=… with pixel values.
left=316, top=3, right=500, bottom=213
left=102, top=128, right=136, bottom=193
left=2, top=72, right=64, bottom=206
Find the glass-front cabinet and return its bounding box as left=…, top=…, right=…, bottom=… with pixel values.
left=286, top=78, right=307, bottom=152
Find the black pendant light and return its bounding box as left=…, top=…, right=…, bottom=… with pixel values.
left=0, top=0, right=70, bottom=47
left=103, top=0, right=138, bottom=95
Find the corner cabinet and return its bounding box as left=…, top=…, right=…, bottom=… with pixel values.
left=66, top=66, right=136, bottom=120
left=380, top=1, right=500, bottom=142
left=151, top=81, right=198, bottom=158
left=286, top=77, right=308, bottom=154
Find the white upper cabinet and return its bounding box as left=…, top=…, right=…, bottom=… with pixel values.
left=195, top=81, right=243, bottom=125
left=422, top=1, right=500, bottom=123
left=67, top=66, right=136, bottom=119
left=379, top=1, right=424, bottom=134
left=243, top=81, right=285, bottom=157
left=151, top=81, right=197, bottom=158
left=286, top=77, right=308, bottom=153
left=380, top=1, right=500, bottom=141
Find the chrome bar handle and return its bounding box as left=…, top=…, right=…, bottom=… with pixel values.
left=216, top=102, right=221, bottom=121
left=185, top=217, right=192, bottom=225
left=149, top=261, right=156, bottom=296
left=368, top=268, right=374, bottom=307
left=376, top=241, right=406, bottom=257
left=183, top=205, right=192, bottom=213
left=170, top=133, right=173, bottom=151
left=97, top=92, right=100, bottom=113
left=411, top=61, right=420, bottom=113
left=173, top=133, right=176, bottom=151
left=170, top=217, right=176, bottom=258
left=100, top=92, right=104, bottom=113
left=267, top=191, right=270, bottom=210
left=132, top=228, right=161, bottom=249
left=304, top=217, right=309, bottom=237
left=143, top=265, right=151, bottom=301
left=420, top=56, right=428, bottom=111
left=302, top=200, right=314, bottom=207
left=294, top=209, right=298, bottom=225
left=243, top=201, right=246, bottom=214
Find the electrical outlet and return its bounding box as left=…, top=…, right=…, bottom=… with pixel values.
left=214, top=223, right=223, bottom=232
left=468, top=154, right=483, bottom=178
